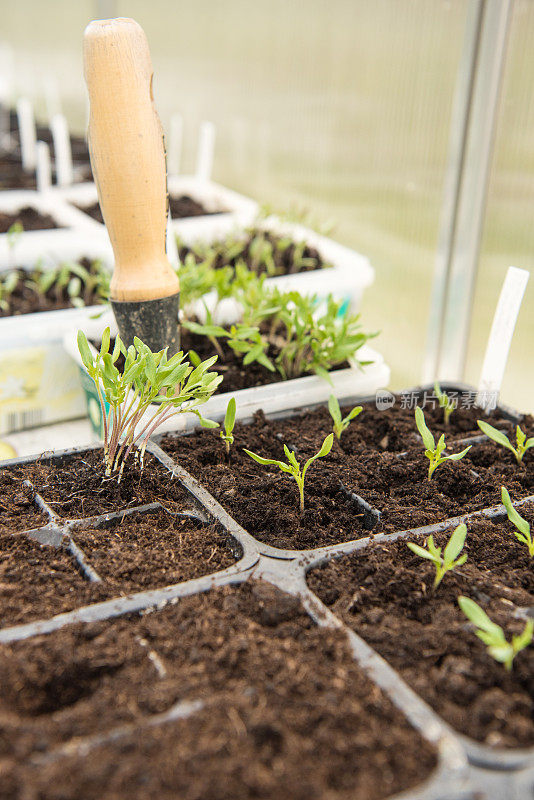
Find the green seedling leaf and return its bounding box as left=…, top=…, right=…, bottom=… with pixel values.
left=220, top=397, right=237, bottom=457
left=244, top=433, right=333, bottom=514
left=328, top=394, right=362, bottom=440
left=415, top=406, right=435, bottom=451
left=501, top=486, right=534, bottom=556
left=407, top=523, right=467, bottom=588
left=477, top=420, right=534, bottom=464
left=416, top=408, right=471, bottom=479
left=459, top=596, right=533, bottom=671
left=434, top=382, right=456, bottom=425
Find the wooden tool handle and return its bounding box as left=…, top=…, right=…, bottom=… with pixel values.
left=83, top=18, right=179, bottom=302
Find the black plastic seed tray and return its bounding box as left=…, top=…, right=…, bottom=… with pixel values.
left=0, top=384, right=531, bottom=799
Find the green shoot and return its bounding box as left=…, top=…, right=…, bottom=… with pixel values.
left=328, top=394, right=362, bottom=440
left=434, top=382, right=455, bottom=425
left=477, top=420, right=534, bottom=464
left=243, top=433, right=334, bottom=514
left=7, top=221, right=23, bottom=266
left=501, top=486, right=534, bottom=556
left=415, top=406, right=471, bottom=480
left=0, top=270, right=21, bottom=313
left=77, top=328, right=221, bottom=480
left=458, top=596, right=533, bottom=671
left=407, top=524, right=467, bottom=589
left=220, top=397, right=236, bottom=459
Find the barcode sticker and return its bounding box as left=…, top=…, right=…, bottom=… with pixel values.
left=2, top=408, right=44, bottom=434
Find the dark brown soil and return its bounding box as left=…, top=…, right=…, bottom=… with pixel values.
left=307, top=513, right=534, bottom=747
left=0, top=532, right=112, bottom=628
left=169, top=193, right=224, bottom=218
left=337, top=446, right=528, bottom=532
left=72, top=507, right=240, bottom=590
left=0, top=259, right=106, bottom=317
left=161, top=413, right=369, bottom=550
left=0, top=207, right=60, bottom=233
left=179, top=228, right=328, bottom=278
left=2, top=582, right=437, bottom=799
left=0, top=510, right=239, bottom=628
left=0, top=153, right=38, bottom=190
left=13, top=449, right=197, bottom=520
left=347, top=395, right=521, bottom=451
left=160, top=404, right=534, bottom=548
left=0, top=471, right=46, bottom=533
left=77, top=194, right=221, bottom=225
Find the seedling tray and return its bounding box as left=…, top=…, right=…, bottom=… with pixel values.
left=56, top=174, right=259, bottom=233
left=0, top=384, right=533, bottom=797
left=64, top=310, right=390, bottom=439
left=0, top=189, right=100, bottom=267
left=0, top=448, right=468, bottom=800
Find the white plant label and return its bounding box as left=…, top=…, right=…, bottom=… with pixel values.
left=51, top=113, right=73, bottom=187
left=36, top=141, right=52, bottom=193
left=476, top=266, right=529, bottom=411
left=196, top=121, right=215, bottom=182
left=167, top=112, right=183, bottom=176
left=16, top=97, right=37, bottom=171
left=166, top=211, right=180, bottom=270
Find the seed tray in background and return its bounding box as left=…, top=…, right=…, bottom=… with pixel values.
left=55, top=175, right=259, bottom=233
left=0, top=189, right=101, bottom=266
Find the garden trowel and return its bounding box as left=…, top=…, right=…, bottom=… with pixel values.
left=83, top=17, right=180, bottom=355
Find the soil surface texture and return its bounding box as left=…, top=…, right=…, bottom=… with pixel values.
left=307, top=512, right=534, bottom=747
left=72, top=507, right=240, bottom=592
left=78, top=194, right=222, bottom=225
left=160, top=401, right=534, bottom=548
left=2, top=582, right=437, bottom=800
left=12, top=449, right=198, bottom=520
left=0, top=470, right=47, bottom=533
left=0, top=508, right=238, bottom=628
left=0, top=206, right=60, bottom=233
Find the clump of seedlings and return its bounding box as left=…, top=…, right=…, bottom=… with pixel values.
left=220, top=397, right=236, bottom=460
left=185, top=278, right=374, bottom=382
left=244, top=433, right=334, bottom=514
left=407, top=523, right=467, bottom=589
left=501, top=486, right=534, bottom=556
left=458, top=596, right=533, bottom=671
left=27, top=259, right=110, bottom=308
left=78, top=328, right=221, bottom=480
left=0, top=258, right=110, bottom=316
left=434, top=382, right=456, bottom=425
left=177, top=225, right=331, bottom=280
left=477, top=420, right=534, bottom=464
left=415, top=407, right=471, bottom=480
left=328, top=394, right=362, bottom=440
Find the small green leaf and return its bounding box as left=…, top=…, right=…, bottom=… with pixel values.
left=477, top=420, right=514, bottom=452
left=458, top=596, right=503, bottom=638
left=77, top=330, right=94, bottom=372
left=443, top=523, right=467, bottom=565
left=328, top=394, right=341, bottom=426
left=407, top=542, right=438, bottom=562
left=224, top=397, right=236, bottom=435
left=415, top=406, right=435, bottom=451
left=501, top=486, right=530, bottom=538
left=447, top=445, right=472, bottom=461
